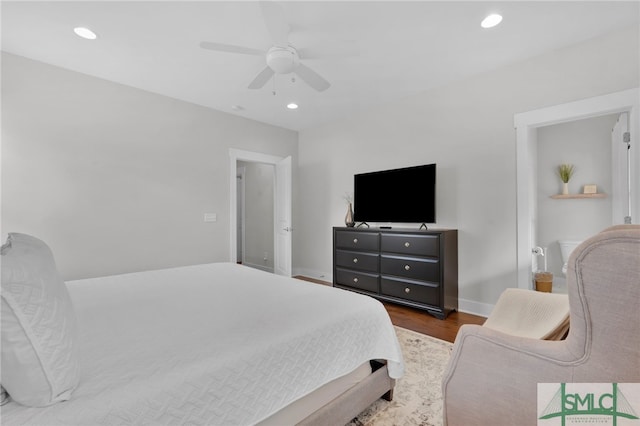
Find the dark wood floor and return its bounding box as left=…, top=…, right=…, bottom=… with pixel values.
left=295, top=276, right=485, bottom=343
left=381, top=302, right=485, bottom=343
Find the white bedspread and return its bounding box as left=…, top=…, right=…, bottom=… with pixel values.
left=2, top=263, right=404, bottom=425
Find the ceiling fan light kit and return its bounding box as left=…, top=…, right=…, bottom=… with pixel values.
left=266, top=46, right=299, bottom=74
left=200, top=0, right=332, bottom=92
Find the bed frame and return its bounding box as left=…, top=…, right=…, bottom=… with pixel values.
left=298, top=361, right=394, bottom=426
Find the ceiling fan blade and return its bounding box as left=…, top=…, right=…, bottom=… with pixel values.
left=248, top=66, right=275, bottom=89
left=295, top=63, right=330, bottom=92
left=298, top=43, right=360, bottom=60
left=200, top=42, right=264, bottom=56
left=259, top=1, right=290, bottom=46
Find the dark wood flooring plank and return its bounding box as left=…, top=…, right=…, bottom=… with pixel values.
left=295, top=276, right=486, bottom=343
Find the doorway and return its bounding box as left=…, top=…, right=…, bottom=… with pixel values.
left=236, top=161, right=275, bottom=272
left=229, top=149, right=292, bottom=277
left=514, top=88, right=639, bottom=289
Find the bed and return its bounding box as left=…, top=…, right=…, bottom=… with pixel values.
left=1, top=235, right=404, bottom=426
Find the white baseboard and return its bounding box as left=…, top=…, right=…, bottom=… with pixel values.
left=292, top=268, right=332, bottom=283
left=244, top=263, right=274, bottom=274
left=458, top=298, right=493, bottom=318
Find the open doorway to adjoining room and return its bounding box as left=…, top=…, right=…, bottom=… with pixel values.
left=514, top=88, right=639, bottom=290
left=229, top=149, right=292, bottom=277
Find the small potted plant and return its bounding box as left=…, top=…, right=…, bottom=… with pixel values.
left=557, top=164, right=575, bottom=195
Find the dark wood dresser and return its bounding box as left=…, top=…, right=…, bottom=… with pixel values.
left=333, top=227, right=458, bottom=319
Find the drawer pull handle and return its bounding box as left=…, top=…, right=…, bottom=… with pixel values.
left=353, top=258, right=358, bottom=263
left=404, top=242, right=411, bottom=248
left=353, top=277, right=359, bottom=283
left=404, top=265, right=411, bottom=271
left=353, top=238, right=358, bottom=244
left=405, top=287, right=411, bottom=294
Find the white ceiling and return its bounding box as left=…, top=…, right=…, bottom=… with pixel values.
left=2, top=1, right=638, bottom=131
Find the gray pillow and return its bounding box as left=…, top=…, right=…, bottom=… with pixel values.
left=1, top=233, right=80, bottom=406
left=0, top=385, right=10, bottom=405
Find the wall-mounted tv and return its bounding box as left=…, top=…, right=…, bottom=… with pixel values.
left=353, top=163, right=436, bottom=224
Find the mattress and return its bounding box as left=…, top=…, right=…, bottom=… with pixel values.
left=1, top=263, right=404, bottom=425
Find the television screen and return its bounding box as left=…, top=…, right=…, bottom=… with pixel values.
left=353, top=164, right=436, bottom=224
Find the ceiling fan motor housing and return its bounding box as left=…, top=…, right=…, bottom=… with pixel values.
left=266, top=46, right=300, bottom=74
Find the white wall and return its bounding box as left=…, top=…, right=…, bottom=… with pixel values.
left=238, top=161, right=274, bottom=271
left=294, top=25, right=639, bottom=312
left=1, top=52, right=297, bottom=281
left=536, top=114, right=618, bottom=279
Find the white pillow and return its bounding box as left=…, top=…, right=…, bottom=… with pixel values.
left=1, top=233, right=80, bottom=406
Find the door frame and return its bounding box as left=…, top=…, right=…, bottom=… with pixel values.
left=513, top=88, right=639, bottom=289
left=229, top=149, right=292, bottom=274
left=236, top=165, right=246, bottom=264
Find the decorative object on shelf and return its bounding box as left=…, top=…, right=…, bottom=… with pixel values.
left=583, top=184, right=597, bottom=194
left=343, top=193, right=355, bottom=227
left=557, top=163, right=575, bottom=195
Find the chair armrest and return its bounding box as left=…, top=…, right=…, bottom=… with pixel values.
left=442, top=325, right=579, bottom=426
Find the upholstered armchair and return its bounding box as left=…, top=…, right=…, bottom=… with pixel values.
left=442, top=225, right=640, bottom=426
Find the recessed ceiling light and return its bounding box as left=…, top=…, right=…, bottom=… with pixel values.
left=481, top=14, right=503, bottom=29
left=287, top=103, right=299, bottom=110
left=73, top=27, right=97, bottom=40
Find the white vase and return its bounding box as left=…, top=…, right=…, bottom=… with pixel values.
left=562, top=182, right=569, bottom=195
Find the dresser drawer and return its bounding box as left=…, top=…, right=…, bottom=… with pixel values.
left=381, top=277, right=440, bottom=306
left=335, top=230, right=379, bottom=251
left=335, top=268, right=379, bottom=293
left=336, top=250, right=379, bottom=272
left=380, top=255, right=440, bottom=282
left=381, top=233, right=439, bottom=257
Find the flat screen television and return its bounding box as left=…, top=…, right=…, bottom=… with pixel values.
left=353, top=163, right=436, bottom=224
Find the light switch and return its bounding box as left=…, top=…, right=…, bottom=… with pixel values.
left=204, top=213, right=217, bottom=222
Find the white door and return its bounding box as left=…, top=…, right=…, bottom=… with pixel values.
left=274, top=156, right=292, bottom=276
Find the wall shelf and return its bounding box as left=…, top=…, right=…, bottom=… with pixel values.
left=550, top=193, right=607, bottom=199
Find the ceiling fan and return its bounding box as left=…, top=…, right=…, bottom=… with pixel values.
left=200, top=1, right=331, bottom=92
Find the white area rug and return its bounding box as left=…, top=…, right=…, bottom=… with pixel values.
left=349, top=326, right=453, bottom=426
